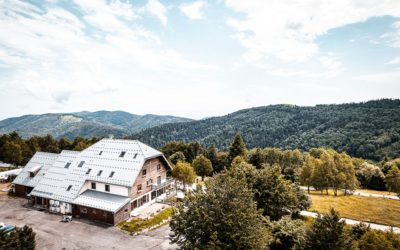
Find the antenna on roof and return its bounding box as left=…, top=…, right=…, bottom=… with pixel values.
left=109, top=134, right=114, bottom=139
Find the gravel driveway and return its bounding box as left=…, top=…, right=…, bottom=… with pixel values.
left=0, top=196, right=176, bottom=250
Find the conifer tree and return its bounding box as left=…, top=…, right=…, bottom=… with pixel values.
left=228, top=133, right=247, bottom=163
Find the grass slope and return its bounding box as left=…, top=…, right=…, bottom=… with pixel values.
left=309, top=191, right=400, bottom=227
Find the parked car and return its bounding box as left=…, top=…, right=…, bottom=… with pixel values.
left=0, top=222, right=15, bottom=233
left=61, top=214, right=72, bottom=222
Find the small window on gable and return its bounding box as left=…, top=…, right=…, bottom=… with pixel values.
left=99, top=151, right=103, bottom=155
left=119, top=151, right=126, bottom=158
left=78, top=161, right=85, bottom=167
left=67, top=185, right=72, bottom=191
left=109, top=171, right=115, bottom=178
left=97, top=170, right=103, bottom=176
left=86, top=168, right=91, bottom=174
left=142, top=169, right=147, bottom=176
left=157, top=164, right=161, bottom=171
left=65, top=162, right=71, bottom=169
left=133, top=153, right=138, bottom=159
left=137, top=184, right=142, bottom=193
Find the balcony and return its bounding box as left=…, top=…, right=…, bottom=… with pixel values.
left=151, top=178, right=174, bottom=191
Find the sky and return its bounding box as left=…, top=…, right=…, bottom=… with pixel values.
left=0, top=0, right=399, bottom=120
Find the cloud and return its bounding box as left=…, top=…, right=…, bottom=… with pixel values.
left=224, top=0, right=400, bottom=62
left=180, top=1, right=205, bottom=20
left=0, top=0, right=217, bottom=119
left=52, top=91, right=72, bottom=104
left=145, top=0, right=168, bottom=26
left=381, top=21, right=400, bottom=48
left=387, top=56, right=400, bottom=64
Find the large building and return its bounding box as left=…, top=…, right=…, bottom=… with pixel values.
left=13, top=139, right=173, bottom=225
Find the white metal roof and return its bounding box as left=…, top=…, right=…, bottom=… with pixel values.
left=13, top=152, right=59, bottom=187
left=73, top=189, right=130, bottom=212
left=15, top=139, right=170, bottom=211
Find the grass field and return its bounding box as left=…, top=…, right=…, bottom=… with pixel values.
left=118, top=207, right=175, bottom=233
left=309, top=191, right=400, bottom=227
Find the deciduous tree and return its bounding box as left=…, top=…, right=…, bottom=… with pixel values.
left=192, top=155, right=213, bottom=181
left=170, top=174, right=271, bottom=249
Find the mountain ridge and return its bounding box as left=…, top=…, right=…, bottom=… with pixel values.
left=129, top=99, right=400, bottom=161
left=0, top=111, right=192, bottom=139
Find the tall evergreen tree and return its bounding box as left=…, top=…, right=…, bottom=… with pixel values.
left=305, top=209, right=348, bottom=250
left=228, top=133, right=247, bottom=163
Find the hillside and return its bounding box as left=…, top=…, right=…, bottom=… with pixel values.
left=0, top=111, right=191, bottom=139
left=130, top=99, right=400, bottom=161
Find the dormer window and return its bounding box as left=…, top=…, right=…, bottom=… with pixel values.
left=86, top=168, right=91, bottom=174
left=97, top=170, right=103, bottom=176
left=65, top=162, right=71, bottom=169
left=119, top=151, right=126, bottom=158
left=109, top=171, right=115, bottom=178
left=66, top=185, right=72, bottom=191
left=133, top=153, right=138, bottom=159
left=78, top=161, right=85, bottom=167
left=99, top=151, right=103, bottom=155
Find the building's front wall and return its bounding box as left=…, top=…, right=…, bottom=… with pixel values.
left=79, top=181, right=129, bottom=197
left=114, top=202, right=131, bottom=225
left=73, top=204, right=114, bottom=225
left=13, top=184, right=33, bottom=197
left=130, top=157, right=168, bottom=200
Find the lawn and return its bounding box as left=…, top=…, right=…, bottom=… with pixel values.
left=118, top=207, right=175, bottom=233
left=309, top=191, right=400, bottom=227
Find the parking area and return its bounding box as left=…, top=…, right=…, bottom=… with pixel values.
left=0, top=196, right=175, bottom=250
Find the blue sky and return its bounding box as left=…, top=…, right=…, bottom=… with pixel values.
left=0, top=0, right=399, bottom=120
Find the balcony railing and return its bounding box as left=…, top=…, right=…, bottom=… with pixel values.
left=151, top=178, right=174, bottom=191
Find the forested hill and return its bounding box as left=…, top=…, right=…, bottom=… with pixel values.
left=130, top=99, right=400, bottom=161
left=0, top=111, right=192, bottom=139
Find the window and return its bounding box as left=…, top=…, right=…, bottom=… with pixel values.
left=157, top=164, right=161, bottom=171
left=86, top=168, right=91, bottom=174
left=78, top=161, right=85, bottom=168
left=142, top=169, right=147, bottom=176
left=147, top=179, right=152, bottom=186
left=137, top=184, right=142, bottom=193
left=109, top=171, right=115, bottom=178
left=80, top=207, right=87, bottom=213
left=157, top=176, right=161, bottom=185
left=66, top=185, right=72, bottom=191
left=119, top=151, right=126, bottom=158
left=105, top=184, right=110, bottom=192
left=91, top=182, right=96, bottom=189
left=133, top=153, right=138, bottom=159
left=99, top=151, right=103, bottom=155
left=97, top=170, right=103, bottom=176
left=65, top=162, right=71, bottom=169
